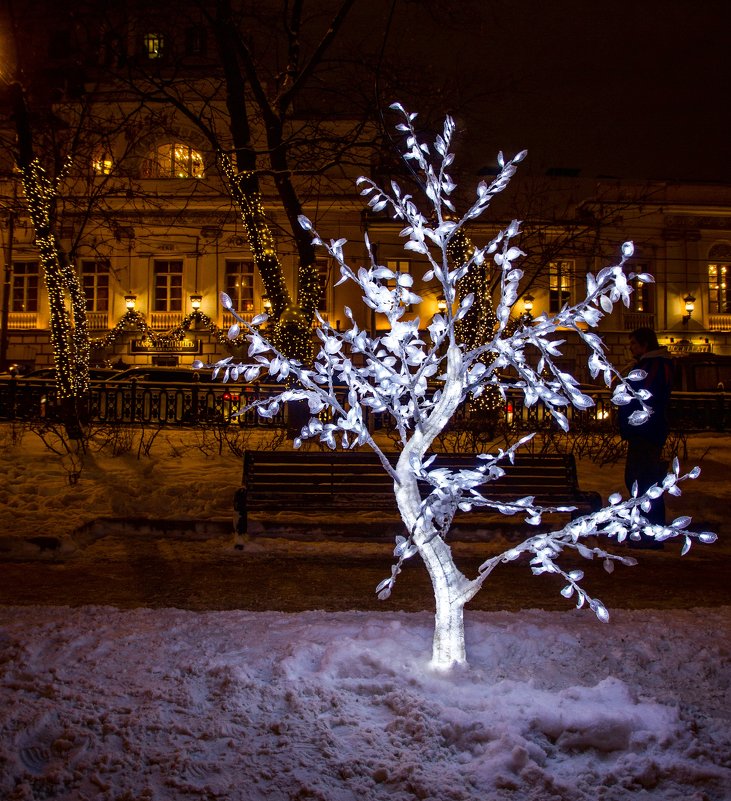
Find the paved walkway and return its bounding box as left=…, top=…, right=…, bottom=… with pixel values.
left=1, top=535, right=727, bottom=612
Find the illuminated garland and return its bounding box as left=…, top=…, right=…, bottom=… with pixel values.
left=90, top=309, right=251, bottom=350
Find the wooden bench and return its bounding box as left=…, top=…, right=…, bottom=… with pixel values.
left=233, top=449, right=601, bottom=539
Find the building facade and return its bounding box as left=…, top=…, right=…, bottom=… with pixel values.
left=1, top=2, right=730, bottom=389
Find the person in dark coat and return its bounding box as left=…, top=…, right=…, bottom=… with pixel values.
left=618, top=327, right=674, bottom=545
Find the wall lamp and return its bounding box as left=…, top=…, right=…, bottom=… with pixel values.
left=682, top=293, right=696, bottom=325
left=262, top=295, right=273, bottom=314
left=124, top=294, right=137, bottom=310
left=522, top=293, right=534, bottom=314
left=190, top=294, right=203, bottom=311
left=436, top=294, right=448, bottom=313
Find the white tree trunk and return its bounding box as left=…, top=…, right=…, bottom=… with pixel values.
left=419, top=535, right=469, bottom=668
left=394, top=344, right=473, bottom=669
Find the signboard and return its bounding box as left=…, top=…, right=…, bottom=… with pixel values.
left=130, top=337, right=200, bottom=355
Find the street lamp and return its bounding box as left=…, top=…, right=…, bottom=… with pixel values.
left=436, top=294, right=447, bottom=313
left=262, top=295, right=273, bottom=314
left=124, top=294, right=137, bottom=310
left=682, top=293, right=695, bottom=325
left=190, top=293, right=202, bottom=311
left=522, top=293, right=534, bottom=314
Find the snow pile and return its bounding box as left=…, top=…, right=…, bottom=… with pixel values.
left=0, top=606, right=728, bottom=800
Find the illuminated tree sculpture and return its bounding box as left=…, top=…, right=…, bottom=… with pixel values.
left=203, top=107, right=716, bottom=670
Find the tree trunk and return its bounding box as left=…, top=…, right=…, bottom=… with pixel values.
left=393, top=344, right=473, bottom=669
left=419, top=534, right=469, bottom=668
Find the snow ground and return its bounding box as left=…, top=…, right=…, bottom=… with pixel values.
left=0, top=425, right=729, bottom=799
left=0, top=606, right=728, bottom=801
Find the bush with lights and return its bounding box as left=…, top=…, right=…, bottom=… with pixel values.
left=202, top=107, right=716, bottom=670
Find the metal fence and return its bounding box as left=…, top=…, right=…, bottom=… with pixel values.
left=0, top=378, right=728, bottom=433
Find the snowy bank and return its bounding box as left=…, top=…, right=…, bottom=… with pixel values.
left=0, top=606, right=728, bottom=801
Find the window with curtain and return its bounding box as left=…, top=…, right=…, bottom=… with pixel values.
left=629, top=266, right=653, bottom=313
left=143, top=32, right=165, bottom=60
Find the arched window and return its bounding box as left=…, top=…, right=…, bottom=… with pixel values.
left=708, top=243, right=731, bottom=314
left=92, top=146, right=113, bottom=175
left=143, top=143, right=205, bottom=178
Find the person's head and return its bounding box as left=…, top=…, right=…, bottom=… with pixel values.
left=629, top=326, right=659, bottom=359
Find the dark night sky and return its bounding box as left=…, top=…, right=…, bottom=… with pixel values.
left=383, top=0, right=730, bottom=182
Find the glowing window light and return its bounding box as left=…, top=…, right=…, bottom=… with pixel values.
left=144, top=32, right=164, bottom=59
left=92, top=154, right=113, bottom=175
left=148, top=144, right=205, bottom=179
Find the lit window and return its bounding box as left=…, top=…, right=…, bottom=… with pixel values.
left=92, top=150, right=113, bottom=175
left=549, top=260, right=574, bottom=312
left=153, top=260, right=183, bottom=312
left=225, top=260, right=255, bottom=312
left=81, top=261, right=110, bottom=312
left=143, top=32, right=165, bottom=59
left=144, top=143, right=205, bottom=179
left=12, top=262, right=39, bottom=312
left=709, top=263, right=730, bottom=314
left=629, top=265, right=653, bottom=313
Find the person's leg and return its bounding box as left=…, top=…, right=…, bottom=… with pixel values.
left=625, top=438, right=665, bottom=545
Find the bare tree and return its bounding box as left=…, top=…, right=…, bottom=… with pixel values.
left=89, top=0, right=387, bottom=361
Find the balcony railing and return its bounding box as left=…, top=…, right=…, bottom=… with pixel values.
left=86, top=311, right=110, bottom=330
left=622, top=311, right=655, bottom=331
left=148, top=311, right=182, bottom=329
left=709, top=314, right=731, bottom=332
left=7, top=312, right=38, bottom=329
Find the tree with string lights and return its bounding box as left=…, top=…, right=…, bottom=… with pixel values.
left=204, top=107, right=716, bottom=670
left=5, top=82, right=90, bottom=436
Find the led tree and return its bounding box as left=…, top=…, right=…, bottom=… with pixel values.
left=203, top=107, right=716, bottom=670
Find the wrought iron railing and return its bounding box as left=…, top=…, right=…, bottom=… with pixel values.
left=0, top=379, right=728, bottom=433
